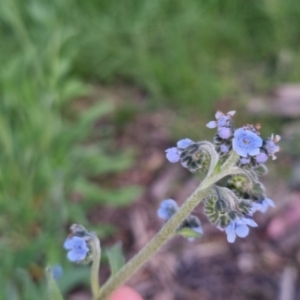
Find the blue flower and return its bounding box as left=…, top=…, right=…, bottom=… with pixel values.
left=218, top=127, right=232, bottom=139
left=206, top=110, right=236, bottom=129
left=220, top=144, right=230, bottom=154
left=50, top=264, right=63, bottom=280
left=240, top=157, right=251, bottom=165
left=157, top=199, right=178, bottom=221
left=64, top=236, right=89, bottom=262
left=250, top=198, right=275, bottom=214
left=232, top=128, right=263, bottom=157
left=255, top=151, right=268, bottom=164
left=165, top=147, right=180, bottom=163
left=177, top=138, right=193, bottom=149
left=165, top=138, right=194, bottom=164
left=264, top=134, right=281, bottom=160
left=225, top=217, right=258, bottom=243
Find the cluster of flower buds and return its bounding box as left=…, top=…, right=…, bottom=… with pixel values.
left=63, top=224, right=97, bottom=263
left=163, top=110, right=280, bottom=243
left=165, top=139, right=211, bottom=173
left=157, top=199, right=203, bottom=240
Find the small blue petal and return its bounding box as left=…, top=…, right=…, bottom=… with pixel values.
left=220, top=144, right=230, bottom=153
left=225, top=223, right=236, bottom=243
left=233, top=137, right=248, bottom=157
left=250, top=198, right=275, bottom=214
left=239, top=217, right=258, bottom=227
left=265, top=198, right=275, bottom=207
left=177, top=138, right=193, bottom=148
left=64, top=236, right=89, bottom=263
left=255, top=152, right=268, bottom=164
left=218, top=127, right=232, bottom=139
left=206, top=121, right=217, bottom=129
left=64, top=237, right=77, bottom=250
left=240, top=157, right=251, bottom=164
left=192, top=226, right=203, bottom=235
left=250, top=202, right=262, bottom=214
left=165, top=147, right=180, bottom=163
left=261, top=201, right=269, bottom=213
left=247, top=147, right=260, bottom=156
left=217, top=116, right=230, bottom=127
left=67, top=249, right=86, bottom=262
left=235, top=224, right=249, bottom=238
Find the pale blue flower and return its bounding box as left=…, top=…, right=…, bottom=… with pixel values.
left=250, top=198, right=275, bottom=214
left=165, top=138, right=194, bottom=164
left=225, top=217, right=258, bottom=243
left=220, top=144, right=230, bottom=154
left=206, top=121, right=218, bottom=128
left=177, top=138, right=193, bottom=149
left=64, top=236, right=89, bottom=262
left=240, top=157, right=251, bottom=165
left=165, top=147, right=180, bottom=163
left=218, top=127, right=232, bottom=139
left=255, top=152, right=268, bottom=164
left=206, top=110, right=236, bottom=129
left=232, top=128, right=263, bottom=157
left=157, top=199, right=178, bottom=221
left=264, top=134, right=281, bottom=160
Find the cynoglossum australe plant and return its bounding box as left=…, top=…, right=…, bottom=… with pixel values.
left=48, top=110, right=281, bottom=300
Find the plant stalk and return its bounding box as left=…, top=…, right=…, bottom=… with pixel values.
left=90, top=237, right=101, bottom=299
left=96, top=151, right=239, bottom=300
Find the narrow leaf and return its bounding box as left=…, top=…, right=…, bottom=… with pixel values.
left=46, top=267, right=64, bottom=300
left=106, top=242, right=125, bottom=276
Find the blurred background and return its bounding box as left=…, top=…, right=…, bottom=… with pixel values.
left=1, top=0, right=300, bottom=299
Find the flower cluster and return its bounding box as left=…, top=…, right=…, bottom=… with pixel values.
left=207, top=111, right=235, bottom=155
left=164, top=110, right=280, bottom=243
left=157, top=199, right=203, bottom=240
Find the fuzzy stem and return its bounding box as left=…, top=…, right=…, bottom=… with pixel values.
left=90, top=238, right=101, bottom=299
left=96, top=152, right=239, bottom=300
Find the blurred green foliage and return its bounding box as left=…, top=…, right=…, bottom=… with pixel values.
left=1, top=0, right=300, bottom=298
left=0, top=0, right=140, bottom=298
left=74, top=0, right=300, bottom=111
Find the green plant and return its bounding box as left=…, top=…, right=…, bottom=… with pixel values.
left=0, top=0, right=140, bottom=298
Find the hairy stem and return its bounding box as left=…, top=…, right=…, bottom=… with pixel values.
left=97, top=152, right=239, bottom=300
left=90, top=238, right=101, bottom=299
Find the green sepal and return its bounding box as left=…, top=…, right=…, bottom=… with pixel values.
left=106, top=242, right=125, bottom=276
left=177, top=227, right=202, bottom=239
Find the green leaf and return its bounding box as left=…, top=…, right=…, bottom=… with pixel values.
left=78, top=102, right=114, bottom=130
left=71, top=146, right=133, bottom=176
left=106, top=242, right=125, bottom=276
left=72, top=178, right=142, bottom=207
left=46, top=267, right=64, bottom=300
left=58, top=267, right=90, bottom=294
